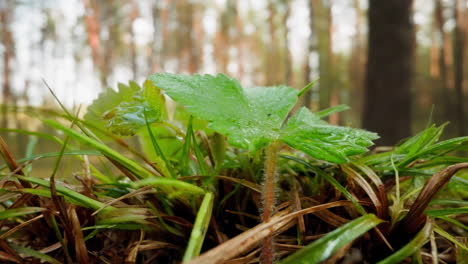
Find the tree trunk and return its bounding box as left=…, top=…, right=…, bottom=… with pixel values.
left=82, top=0, right=105, bottom=86
left=0, top=1, right=14, bottom=128
left=453, top=0, right=466, bottom=136
left=434, top=0, right=449, bottom=112
left=265, top=1, right=278, bottom=86
left=129, top=0, right=139, bottom=80
left=282, top=2, right=292, bottom=85
left=189, top=2, right=203, bottom=74
left=314, top=0, right=332, bottom=111
left=363, top=0, right=414, bottom=146
left=303, top=0, right=319, bottom=110
left=349, top=0, right=365, bottom=126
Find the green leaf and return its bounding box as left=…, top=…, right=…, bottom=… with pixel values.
left=433, top=224, right=468, bottom=251
left=149, top=73, right=298, bottom=151
left=280, top=214, right=382, bottom=264
left=425, top=207, right=468, bottom=217
left=16, top=175, right=109, bottom=211
left=280, top=107, right=379, bottom=163
left=10, top=244, right=61, bottom=264
left=102, top=80, right=166, bottom=136
left=282, top=155, right=367, bottom=214
left=183, top=192, right=215, bottom=261
left=297, top=79, right=319, bottom=97
left=0, top=207, right=45, bottom=220
left=85, top=81, right=140, bottom=130
left=44, top=119, right=157, bottom=180
left=316, top=104, right=350, bottom=118
left=130, top=178, right=205, bottom=196
left=138, top=124, right=183, bottom=161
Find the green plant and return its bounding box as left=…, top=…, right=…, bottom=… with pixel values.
left=145, top=73, right=379, bottom=262
left=0, top=73, right=467, bottom=264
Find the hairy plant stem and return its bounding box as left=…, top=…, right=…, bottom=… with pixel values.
left=261, top=141, right=279, bottom=264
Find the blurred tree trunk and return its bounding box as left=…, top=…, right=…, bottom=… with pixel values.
left=235, top=1, right=245, bottom=80
left=149, top=1, right=161, bottom=73
left=349, top=0, right=365, bottom=126
left=314, top=0, right=332, bottom=111
left=214, top=1, right=234, bottom=74
left=281, top=1, right=292, bottom=85
left=303, top=0, right=319, bottom=110
left=452, top=0, right=466, bottom=136
left=189, top=2, right=203, bottom=74
left=363, top=0, right=414, bottom=145
left=176, top=0, right=190, bottom=72
left=82, top=0, right=105, bottom=86
left=159, top=0, right=171, bottom=71
left=129, top=0, right=139, bottom=79
left=434, top=0, right=449, bottom=119
left=265, top=1, right=278, bottom=85
left=0, top=1, right=14, bottom=128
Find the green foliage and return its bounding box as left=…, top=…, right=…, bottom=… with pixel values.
left=280, top=214, right=383, bottom=264
left=149, top=73, right=297, bottom=151
left=149, top=73, right=377, bottom=163
left=84, top=73, right=377, bottom=163
left=86, top=80, right=166, bottom=136
left=183, top=192, right=214, bottom=261
left=376, top=222, right=432, bottom=264
left=362, top=123, right=468, bottom=169
left=280, top=107, right=378, bottom=163
left=0, top=207, right=45, bottom=220
left=2, top=72, right=467, bottom=263
left=85, top=81, right=140, bottom=128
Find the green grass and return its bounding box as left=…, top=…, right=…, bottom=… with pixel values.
left=0, top=74, right=467, bottom=263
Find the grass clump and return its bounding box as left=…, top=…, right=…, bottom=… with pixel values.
left=0, top=73, right=467, bottom=263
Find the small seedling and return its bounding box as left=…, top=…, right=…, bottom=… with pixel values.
left=93, top=73, right=378, bottom=262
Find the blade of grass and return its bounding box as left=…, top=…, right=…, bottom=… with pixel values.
left=435, top=216, right=468, bottom=231
left=191, top=130, right=210, bottom=177
left=44, top=119, right=156, bottom=179
left=279, top=214, right=382, bottom=264
left=9, top=244, right=61, bottom=264
left=130, top=178, right=205, bottom=195
left=401, top=162, right=468, bottom=233
left=144, top=112, right=175, bottom=178
left=425, top=207, right=468, bottom=217
left=0, top=207, right=45, bottom=220
left=282, top=155, right=366, bottom=215
left=45, top=119, right=204, bottom=195
left=433, top=224, right=468, bottom=251
left=377, top=221, right=432, bottom=264
left=181, top=116, right=194, bottom=175
left=24, top=135, right=38, bottom=175
left=297, top=79, right=318, bottom=97
left=183, top=192, right=215, bottom=262
left=316, top=104, right=350, bottom=118
left=15, top=175, right=109, bottom=211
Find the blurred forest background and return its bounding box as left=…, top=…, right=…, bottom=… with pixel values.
left=0, top=0, right=467, bottom=155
